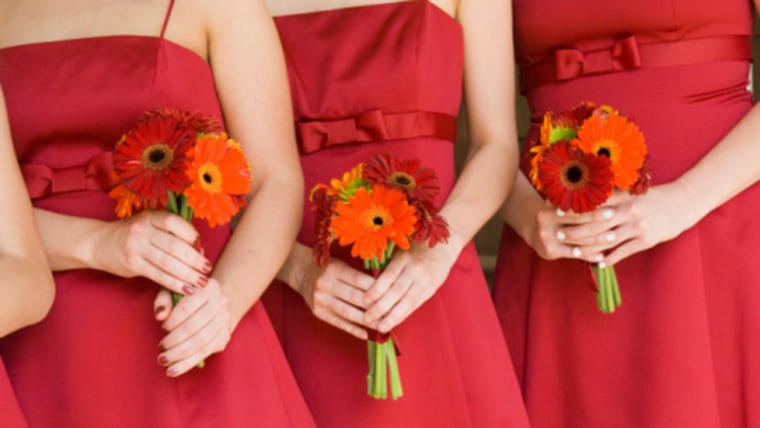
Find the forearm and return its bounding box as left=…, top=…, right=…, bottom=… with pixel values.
left=499, top=171, right=544, bottom=245
left=671, top=104, right=760, bottom=227
left=33, top=208, right=109, bottom=272
left=275, top=241, right=312, bottom=295
left=0, top=255, right=54, bottom=337
left=213, top=175, right=303, bottom=329
left=440, top=138, right=518, bottom=255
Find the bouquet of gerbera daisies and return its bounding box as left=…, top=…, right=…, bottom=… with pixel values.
left=109, top=108, right=252, bottom=365
left=311, top=152, right=449, bottom=400
left=528, top=102, right=650, bottom=313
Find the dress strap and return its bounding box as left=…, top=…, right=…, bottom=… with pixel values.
left=295, top=109, right=457, bottom=154
left=519, top=35, right=752, bottom=93
left=159, top=0, right=176, bottom=39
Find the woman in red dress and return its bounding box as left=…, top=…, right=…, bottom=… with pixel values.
left=495, top=0, right=760, bottom=426
left=0, top=1, right=315, bottom=426
left=263, top=0, right=530, bottom=426
left=0, top=88, right=55, bottom=428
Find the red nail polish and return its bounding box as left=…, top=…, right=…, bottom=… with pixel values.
left=182, top=285, right=195, bottom=295
left=154, top=305, right=166, bottom=316
left=157, top=355, right=169, bottom=366
left=166, top=366, right=179, bottom=377
left=203, top=262, right=212, bottom=273
left=197, top=276, right=208, bottom=288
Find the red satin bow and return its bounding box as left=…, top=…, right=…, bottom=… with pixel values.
left=21, top=152, right=115, bottom=200
left=555, top=35, right=642, bottom=81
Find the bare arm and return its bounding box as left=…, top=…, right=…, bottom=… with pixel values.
left=0, top=89, right=55, bottom=337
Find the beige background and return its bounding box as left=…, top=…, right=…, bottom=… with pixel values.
left=459, top=24, right=760, bottom=284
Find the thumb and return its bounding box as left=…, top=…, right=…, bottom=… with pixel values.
left=154, top=289, right=174, bottom=321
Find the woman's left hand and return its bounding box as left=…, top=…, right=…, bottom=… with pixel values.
left=154, top=278, right=232, bottom=377
left=559, top=183, right=695, bottom=266
left=362, top=239, right=460, bottom=334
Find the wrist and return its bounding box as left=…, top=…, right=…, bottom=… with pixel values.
left=277, top=243, right=310, bottom=295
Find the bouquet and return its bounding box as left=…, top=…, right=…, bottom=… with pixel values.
left=109, top=108, right=252, bottom=365
left=527, top=102, right=650, bottom=313
left=311, top=152, right=450, bottom=399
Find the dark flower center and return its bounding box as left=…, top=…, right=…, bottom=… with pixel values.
left=142, top=143, right=174, bottom=171
left=389, top=172, right=416, bottom=191
left=560, top=159, right=590, bottom=190
left=203, top=172, right=213, bottom=184
left=597, top=147, right=611, bottom=157
left=372, top=216, right=384, bottom=226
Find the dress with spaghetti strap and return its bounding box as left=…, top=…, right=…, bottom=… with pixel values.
left=493, top=0, right=760, bottom=426
left=263, top=2, right=530, bottom=427
left=0, top=2, right=315, bottom=427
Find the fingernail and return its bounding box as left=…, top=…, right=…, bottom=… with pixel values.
left=602, top=209, right=614, bottom=219
left=594, top=254, right=604, bottom=262
left=571, top=247, right=582, bottom=258
left=154, top=305, right=166, bottom=316
left=197, top=276, right=209, bottom=288
left=166, top=366, right=180, bottom=377
left=556, top=208, right=566, bottom=217
left=157, top=355, right=169, bottom=366
left=605, top=232, right=616, bottom=242
left=158, top=343, right=166, bottom=352
left=182, top=285, right=196, bottom=295
left=203, top=261, right=212, bottom=274
left=556, top=230, right=566, bottom=242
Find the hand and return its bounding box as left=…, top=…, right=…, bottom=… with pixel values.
left=154, top=278, right=232, bottom=377
left=93, top=211, right=211, bottom=295
left=589, top=184, right=693, bottom=266
left=529, top=200, right=615, bottom=263
left=362, top=240, right=459, bottom=334
left=295, top=251, right=375, bottom=340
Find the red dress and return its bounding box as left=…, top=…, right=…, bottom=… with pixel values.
left=0, top=358, right=27, bottom=428
left=494, top=0, right=759, bottom=427
left=263, top=2, right=530, bottom=427
left=0, top=4, right=315, bottom=427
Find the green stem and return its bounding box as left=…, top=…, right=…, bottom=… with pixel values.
left=386, top=338, right=403, bottom=400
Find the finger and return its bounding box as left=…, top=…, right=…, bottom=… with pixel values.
left=364, top=266, right=415, bottom=324
left=149, top=231, right=211, bottom=276
left=363, top=259, right=404, bottom=306
left=555, top=206, right=616, bottom=226
left=161, top=308, right=227, bottom=365
left=603, top=239, right=643, bottom=266
left=561, top=244, right=605, bottom=264
left=377, top=283, right=431, bottom=333
left=139, top=258, right=196, bottom=296
left=148, top=211, right=201, bottom=245
left=161, top=281, right=223, bottom=333
left=146, top=239, right=209, bottom=288
left=313, top=292, right=368, bottom=327
left=312, top=304, right=368, bottom=340
left=154, top=289, right=173, bottom=321
left=164, top=319, right=229, bottom=377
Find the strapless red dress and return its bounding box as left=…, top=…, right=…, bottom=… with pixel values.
left=494, top=0, right=760, bottom=426
left=0, top=5, right=315, bottom=427
left=263, top=1, right=530, bottom=427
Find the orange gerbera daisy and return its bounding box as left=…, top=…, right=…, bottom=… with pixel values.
left=538, top=140, right=614, bottom=213
left=332, top=185, right=417, bottom=262
left=184, top=133, right=251, bottom=227
left=113, top=114, right=194, bottom=208
left=576, top=113, right=647, bottom=190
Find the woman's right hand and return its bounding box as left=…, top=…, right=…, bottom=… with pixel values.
left=281, top=244, right=374, bottom=340
left=92, top=210, right=211, bottom=295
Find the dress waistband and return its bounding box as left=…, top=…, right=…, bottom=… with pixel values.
left=296, top=109, right=457, bottom=154
left=21, top=152, right=115, bottom=200
left=519, top=35, right=752, bottom=93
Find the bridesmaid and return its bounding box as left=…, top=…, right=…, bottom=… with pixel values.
left=0, top=88, right=54, bottom=428
left=0, top=0, right=315, bottom=426
left=495, top=0, right=760, bottom=426
left=264, top=0, right=530, bottom=426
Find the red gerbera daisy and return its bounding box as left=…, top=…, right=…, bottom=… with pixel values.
left=364, top=152, right=441, bottom=209
left=113, top=114, right=194, bottom=208
left=310, top=185, right=338, bottom=266
left=538, top=140, right=614, bottom=213
left=184, top=133, right=251, bottom=227
left=140, top=108, right=223, bottom=135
